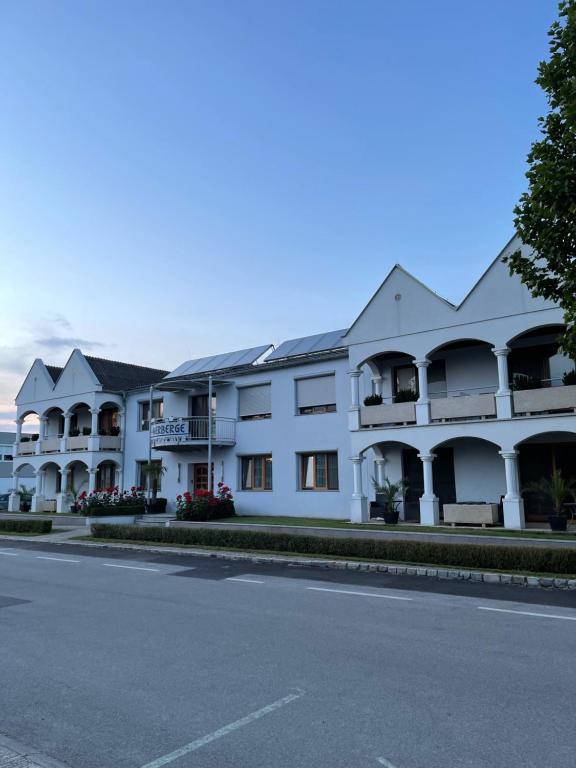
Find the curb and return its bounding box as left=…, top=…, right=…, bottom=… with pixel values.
left=3, top=534, right=575, bottom=590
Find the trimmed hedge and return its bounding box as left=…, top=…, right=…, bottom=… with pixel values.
left=0, top=519, right=52, bottom=534
left=90, top=524, right=576, bottom=575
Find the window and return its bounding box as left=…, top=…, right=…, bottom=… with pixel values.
left=238, top=384, right=271, bottom=421
left=139, top=399, right=163, bottom=430
left=296, top=374, right=336, bottom=415
left=300, top=452, right=338, bottom=490
left=241, top=455, right=272, bottom=490
left=137, top=459, right=163, bottom=491
left=393, top=365, right=417, bottom=396
left=2, top=454, right=13, bottom=461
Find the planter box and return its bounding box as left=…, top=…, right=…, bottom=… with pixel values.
left=513, top=384, right=576, bottom=415
left=443, top=503, right=499, bottom=526
left=430, top=393, right=496, bottom=421
left=360, top=402, right=416, bottom=426
left=86, top=515, right=136, bottom=527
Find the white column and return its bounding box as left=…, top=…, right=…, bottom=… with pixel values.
left=493, top=347, right=512, bottom=419
left=88, top=468, right=98, bottom=494
left=56, top=468, right=70, bottom=513
left=374, top=457, right=387, bottom=488
left=350, top=455, right=368, bottom=522
left=348, top=369, right=362, bottom=430
left=61, top=412, right=71, bottom=452
left=90, top=408, right=100, bottom=435
left=15, top=418, right=22, bottom=442
left=31, top=470, right=45, bottom=512
left=36, top=416, right=47, bottom=454
left=8, top=474, right=20, bottom=512
left=371, top=376, right=383, bottom=397
left=414, top=359, right=431, bottom=425
left=115, top=466, right=123, bottom=491
left=418, top=453, right=440, bottom=525
left=499, top=450, right=525, bottom=529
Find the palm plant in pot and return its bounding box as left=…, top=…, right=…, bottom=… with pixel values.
left=372, top=477, right=408, bottom=524
left=526, top=469, right=576, bottom=532
left=18, top=484, right=34, bottom=512
left=141, top=462, right=167, bottom=512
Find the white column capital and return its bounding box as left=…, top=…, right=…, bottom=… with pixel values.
left=39, top=415, right=48, bottom=423
left=90, top=407, right=101, bottom=415
left=348, top=369, right=362, bottom=378
left=499, top=450, right=518, bottom=460
left=15, top=416, right=23, bottom=425
left=418, top=452, right=436, bottom=463
left=492, top=346, right=510, bottom=358
left=374, top=457, right=386, bottom=466
left=414, top=358, right=430, bottom=368
left=88, top=468, right=98, bottom=475
left=350, top=455, right=364, bottom=465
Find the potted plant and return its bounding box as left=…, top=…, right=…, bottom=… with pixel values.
left=18, top=484, right=34, bottom=512
left=82, top=426, right=92, bottom=436
left=69, top=427, right=80, bottom=437
left=98, top=428, right=109, bottom=436
left=393, top=389, right=418, bottom=403
left=562, top=369, right=576, bottom=386
left=511, top=373, right=542, bottom=390
left=364, top=394, right=383, bottom=406
left=141, top=462, right=167, bottom=512
left=109, top=425, right=121, bottom=436
left=371, top=477, right=408, bottom=525
left=526, top=469, right=576, bottom=532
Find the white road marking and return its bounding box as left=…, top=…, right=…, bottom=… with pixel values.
left=226, top=577, right=265, bottom=584
left=0, top=551, right=19, bottom=556
left=478, top=606, right=576, bottom=622
left=37, top=556, right=80, bottom=563
left=306, top=586, right=412, bottom=601
left=377, top=758, right=400, bottom=768
left=102, top=563, right=160, bottom=572
left=139, top=690, right=304, bottom=768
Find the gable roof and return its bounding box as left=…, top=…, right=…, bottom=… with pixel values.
left=45, top=365, right=63, bottom=383
left=84, top=356, right=169, bottom=390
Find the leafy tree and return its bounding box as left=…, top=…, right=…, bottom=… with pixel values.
left=506, top=0, right=576, bottom=357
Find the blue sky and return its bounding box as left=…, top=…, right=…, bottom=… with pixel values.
left=0, top=0, right=558, bottom=425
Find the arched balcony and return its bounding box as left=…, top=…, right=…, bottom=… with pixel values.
left=14, top=411, right=40, bottom=457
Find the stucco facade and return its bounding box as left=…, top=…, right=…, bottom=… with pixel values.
left=9, top=236, right=576, bottom=527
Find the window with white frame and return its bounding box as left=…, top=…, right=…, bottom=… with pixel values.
left=238, top=384, right=271, bottom=421
left=299, top=452, right=339, bottom=490
left=296, top=374, right=336, bottom=414
left=139, top=399, right=163, bottom=431
left=241, top=455, right=272, bottom=490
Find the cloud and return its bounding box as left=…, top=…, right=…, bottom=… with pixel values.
left=36, top=336, right=105, bottom=350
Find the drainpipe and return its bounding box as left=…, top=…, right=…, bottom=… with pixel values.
left=147, top=385, right=154, bottom=509
left=207, top=375, right=213, bottom=493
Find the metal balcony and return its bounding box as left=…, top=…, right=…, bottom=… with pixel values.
left=150, top=417, right=236, bottom=450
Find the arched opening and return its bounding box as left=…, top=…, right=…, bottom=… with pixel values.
left=41, top=407, right=65, bottom=453
left=365, top=439, right=421, bottom=521
left=64, top=460, right=90, bottom=497
left=516, top=431, right=576, bottom=524
left=98, top=402, right=120, bottom=437
left=359, top=351, right=419, bottom=405
left=507, top=325, right=573, bottom=390
left=430, top=436, right=505, bottom=524
left=37, top=461, right=62, bottom=512
left=96, top=460, right=120, bottom=491
left=68, top=402, right=92, bottom=437
left=17, top=411, right=40, bottom=456
left=427, top=338, right=498, bottom=399
left=11, top=463, right=36, bottom=511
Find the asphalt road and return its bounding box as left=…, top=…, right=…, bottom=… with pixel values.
left=1, top=540, right=575, bottom=768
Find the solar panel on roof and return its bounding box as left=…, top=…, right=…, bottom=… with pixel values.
left=265, top=329, right=348, bottom=361
left=165, top=345, right=272, bottom=379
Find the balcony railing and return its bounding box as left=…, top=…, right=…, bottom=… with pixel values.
left=360, top=401, right=416, bottom=427
left=513, top=384, right=576, bottom=415
left=150, top=417, right=236, bottom=450
left=430, top=393, right=496, bottom=421
left=14, top=434, right=122, bottom=455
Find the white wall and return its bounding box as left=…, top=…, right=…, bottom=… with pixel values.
left=451, top=439, right=506, bottom=504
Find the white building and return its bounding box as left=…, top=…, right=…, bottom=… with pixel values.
left=9, top=236, right=576, bottom=528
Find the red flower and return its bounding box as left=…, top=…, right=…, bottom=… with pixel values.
left=176, top=495, right=182, bottom=501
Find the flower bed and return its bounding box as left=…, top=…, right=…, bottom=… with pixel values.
left=176, top=483, right=235, bottom=522
left=78, top=487, right=146, bottom=517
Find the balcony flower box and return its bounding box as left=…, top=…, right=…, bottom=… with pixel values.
left=430, top=393, right=496, bottom=421
left=513, top=384, right=576, bottom=415
left=360, top=402, right=416, bottom=427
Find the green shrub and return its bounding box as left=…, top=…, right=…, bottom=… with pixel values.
left=563, top=369, right=576, bottom=386
left=90, top=525, right=576, bottom=575
left=0, top=519, right=52, bottom=534
left=393, top=389, right=418, bottom=403
left=363, top=394, right=383, bottom=406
